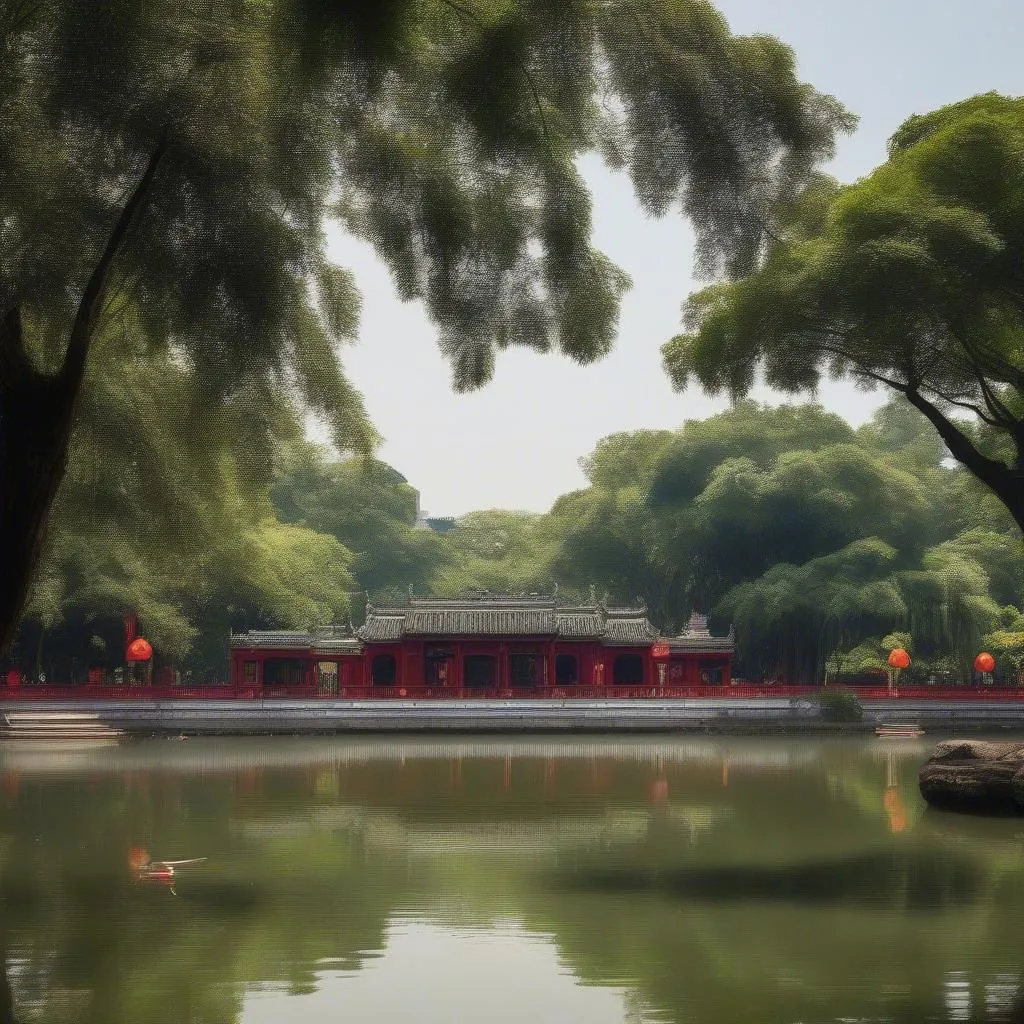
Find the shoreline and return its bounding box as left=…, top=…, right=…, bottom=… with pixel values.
left=1, top=697, right=1022, bottom=737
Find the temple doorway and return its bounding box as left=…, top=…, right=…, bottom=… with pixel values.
left=463, top=654, right=496, bottom=689
left=509, top=652, right=541, bottom=688
left=425, top=647, right=453, bottom=687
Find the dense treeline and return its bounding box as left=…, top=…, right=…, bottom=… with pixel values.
left=12, top=369, right=1023, bottom=685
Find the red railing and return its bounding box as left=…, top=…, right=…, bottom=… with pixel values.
left=2, top=682, right=1023, bottom=701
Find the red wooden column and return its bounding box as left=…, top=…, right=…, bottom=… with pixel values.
left=452, top=642, right=464, bottom=696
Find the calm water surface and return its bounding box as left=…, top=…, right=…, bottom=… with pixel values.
left=1, top=735, right=1023, bottom=1024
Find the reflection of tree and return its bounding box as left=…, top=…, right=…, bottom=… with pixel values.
left=0, top=739, right=1022, bottom=1024
left=0, top=934, right=15, bottom=1024
left=0, top=767, right=404, bottom=1024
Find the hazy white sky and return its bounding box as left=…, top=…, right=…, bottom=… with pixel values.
left=322, top=0, right=1024, bottom=519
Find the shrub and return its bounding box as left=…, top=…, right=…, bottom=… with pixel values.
left=813, top=687, right=863, bottom=723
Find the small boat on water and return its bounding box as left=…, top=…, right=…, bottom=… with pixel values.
left=876, top=723, right=925, bottom=738
left=129, top=848, right=206, bottom=894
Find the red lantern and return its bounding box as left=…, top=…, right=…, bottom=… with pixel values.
left=887, top=648, right=911, bottom=670
left=126, top=637, right=153, bottom=662
left=974, top=651, right=996, bottom=673
left=651, top=643, right=670, bottom=659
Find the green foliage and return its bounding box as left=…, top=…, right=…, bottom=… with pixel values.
left=430, top=511, right=556, bottom=596
left=19, top=387, right=1024, bottom=686
left=270, top=444, right=451, bottom=597
left=812, top=687, right=863, bottom=723
left=665, top=92, right=1024, bottom=532
left=16, top=323, right=357, bottom=673
left=4, top=0, right=848, bottom=391
left=0, top=0, right=855, bottom=650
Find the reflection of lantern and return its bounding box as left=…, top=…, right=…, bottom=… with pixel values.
left=128, top=847, right=150, bottom=871
left=650, top=777, right=669, bottom=804
left=887, top=648, right=910, bottom=670
left=651, top=643, right=670, bottom=659
left=974, top=652, right=996, bottom=673
left=883, top=787, right=907, bottom=833
left=126, top=637, right=153, bottom=662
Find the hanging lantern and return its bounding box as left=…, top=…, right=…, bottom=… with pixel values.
left=126, top=637, right=153, bottom=662
left=651, top=643, right=670, bottom=660
left=887, top=648, right=910, bottom=670
left=974, top=651, right=996, bottom=673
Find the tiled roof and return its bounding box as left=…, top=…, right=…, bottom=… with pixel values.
left=358, top=595, right=657, bottom=644
left=229, top=630, right=316, bottom=650
left=357, top=612, right=405, bottom=642
left=602, top=609, right=661, bottom=646
left=230, top=601, right=734, bottom=655
left=667, top=613, right=735, bottom=654
left=311, top=637, right=364, bottom=654
left=231, top=626, right=363, bottom=653
left=555, top=608, right=604, bottom=639
left=408, top=605, right=558, bottom=636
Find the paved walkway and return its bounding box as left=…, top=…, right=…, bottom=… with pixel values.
left=0, top=696, right=1020, bottom=734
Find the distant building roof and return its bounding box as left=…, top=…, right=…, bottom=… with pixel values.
left=667, top=612, right=735, bottom=654
left=424, top=517, right=458, bottom=533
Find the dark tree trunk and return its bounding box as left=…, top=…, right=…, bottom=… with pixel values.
left=0, top=138, right=167, bottom=652
left=904, top=387, right=1024, bottom=534
left=0, top=363, right=77, bottom=654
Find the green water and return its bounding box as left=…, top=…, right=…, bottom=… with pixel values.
left=0, top=735, right=1022, bottom=1024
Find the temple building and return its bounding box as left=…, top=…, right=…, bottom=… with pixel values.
left=229, top=594, right=734, bottom=696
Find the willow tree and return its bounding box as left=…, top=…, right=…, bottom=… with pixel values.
left=0, top=0, right=851, bottom=649
left=18, top=318, right=357, bottom=678
left=665, top=92, right=1024, bottom=534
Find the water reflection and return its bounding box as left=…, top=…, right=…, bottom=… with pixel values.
left=0, top=736, right=1022, bottom=1023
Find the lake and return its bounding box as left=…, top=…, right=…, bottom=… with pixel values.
left=0, top=734, right=1022, bottom=1024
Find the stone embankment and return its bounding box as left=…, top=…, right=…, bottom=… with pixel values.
left=919, top=740, right=1024, bottom=813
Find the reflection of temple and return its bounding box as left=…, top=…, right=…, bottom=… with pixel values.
left=0, top=736, right=820, bottom=775
left=228, top=596, right=734, bottom=695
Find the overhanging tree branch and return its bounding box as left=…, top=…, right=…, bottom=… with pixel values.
left=59, top=135, right=168, bottom=398
left=903, top=386, right=1010, bottom=487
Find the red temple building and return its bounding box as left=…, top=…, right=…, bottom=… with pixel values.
left=228, top=594, right=734, bottom=697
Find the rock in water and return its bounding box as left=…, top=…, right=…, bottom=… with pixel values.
left=919, top=740, right=1024, bottom=814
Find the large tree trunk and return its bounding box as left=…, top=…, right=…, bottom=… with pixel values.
left=0, top=139, right=167, bottom=653
left=0, top=357, right=78, bottom=654
left=904, top=387, right=1024, bottom=534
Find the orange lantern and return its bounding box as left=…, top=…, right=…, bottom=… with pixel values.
left=651, top=643, right=670, bottom=659
left=887, top=648, right=910, bottom=670
left=126, top=637, right=153, bottom=662
left=974, top=651, right=996, bottom=673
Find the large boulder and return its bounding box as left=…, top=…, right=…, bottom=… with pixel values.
left=919, top=740, right=1024, bottom=813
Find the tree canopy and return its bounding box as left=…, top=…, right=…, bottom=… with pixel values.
left=0, top=0, right=853, bottom=648
left=664, top=92, right=1024, bottom=533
